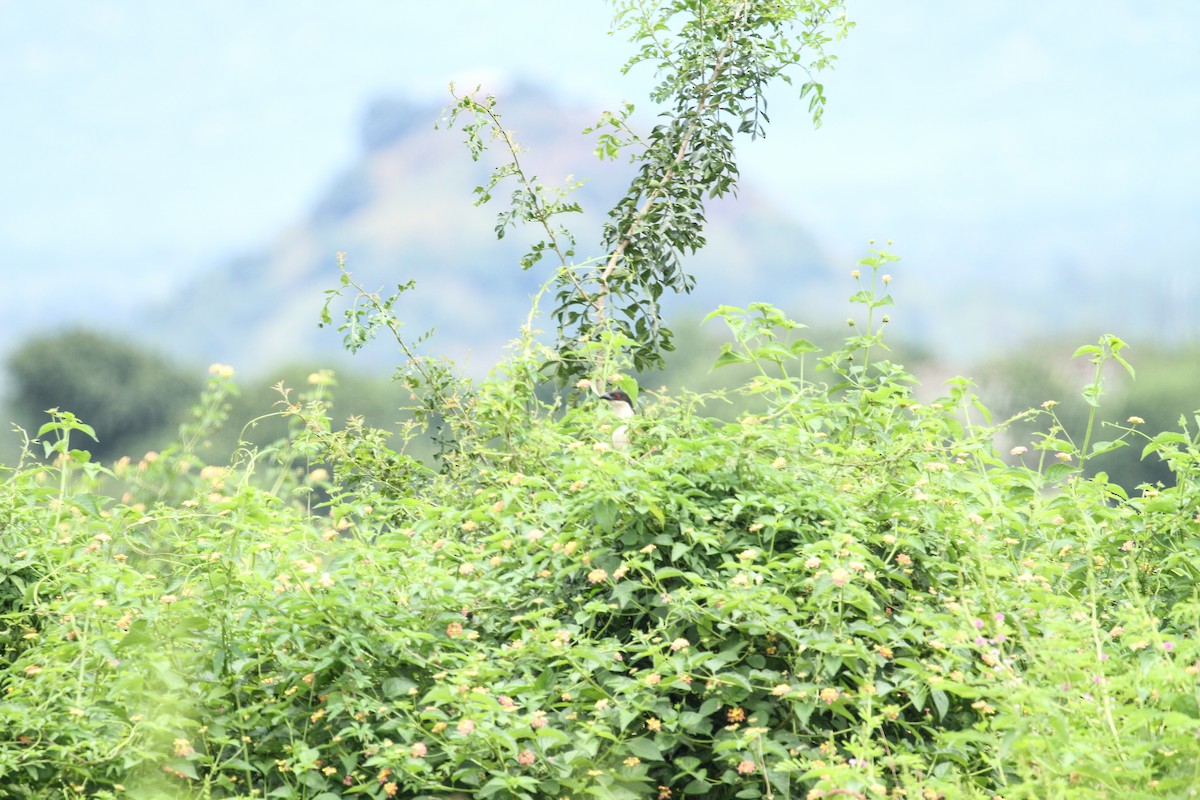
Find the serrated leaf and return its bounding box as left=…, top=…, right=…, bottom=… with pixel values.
left=710, top=352, right=748, bottom=371
left=1043, top=463, right=1076, bottom=482
left=1090, top=440, right=1128, bottom=456
left=1142, top=432, right=1188, bottom=458
left=625, top=736, right=663, bottom=761
left=931, top=688, right=949, bottom=719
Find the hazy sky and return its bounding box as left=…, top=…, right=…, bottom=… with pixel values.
left=2, top=2, right=627, bottom=283
left=2, top=1, right=1198, bottom=341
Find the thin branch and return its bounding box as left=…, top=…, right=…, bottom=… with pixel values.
left=461, top=90, right=600, bottom=314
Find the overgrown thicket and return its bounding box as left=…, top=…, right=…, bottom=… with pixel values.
left=4, top=275, right=1200, bottom=799
left=4, top=3, right=1200, bottom=799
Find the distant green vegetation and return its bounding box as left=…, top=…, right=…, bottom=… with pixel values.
left=1, top=334, right=414, bottom=470
left=4, top=329, right=199, bottom=463
left=975, top=340, right=1200, bottom=490
left=7, top=326, right=1193, bottom=494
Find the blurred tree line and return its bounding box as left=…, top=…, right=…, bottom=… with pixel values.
left=2, top=326, right=1195, bottom=491
left=975, top=339, right=1196, bottom=489
left=5, top=330, right=198, bottom=461
left=0, top=329, right=405, bottom=467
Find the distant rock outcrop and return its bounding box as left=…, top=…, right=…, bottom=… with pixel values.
left=148, top=86, right=837, bottom=374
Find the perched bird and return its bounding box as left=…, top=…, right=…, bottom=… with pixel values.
left=598, top=390, right=635, bottom=449
left=598, top=390, right=635, bottom=418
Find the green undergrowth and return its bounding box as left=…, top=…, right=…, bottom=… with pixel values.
left=3, top=258, right=1200, bottom=800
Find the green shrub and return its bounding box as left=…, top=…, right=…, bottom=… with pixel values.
left=4, top=264, right=1200, bottom=798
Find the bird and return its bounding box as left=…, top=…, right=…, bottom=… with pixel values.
left=598, top=390, right=635, bottom=449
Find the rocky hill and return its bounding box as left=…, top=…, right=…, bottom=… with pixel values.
left=146, top=84, right=840, bottom=374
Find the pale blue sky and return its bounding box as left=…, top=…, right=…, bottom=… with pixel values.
left=0, top=2, right=625, bottom=277
left=2, top=1, right=1198, bottom=347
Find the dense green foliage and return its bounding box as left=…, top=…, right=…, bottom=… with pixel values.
left=4, top=4, right=1199, bottom=799
left=5, top=327, right=1194, bottom=493
left=4, top=273, right=1200, bottom=799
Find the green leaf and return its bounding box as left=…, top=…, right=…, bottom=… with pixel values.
left=971, top=395, right=993, bottom=424
left=478, top=776, right=509, bottom=798
left=1142, top=432, right=1188, bottom=458
left=383, top=677, right=417, bottom=698
left=1113, top=353, right=1135, bottom=379
left=1090, top=440, right=1128, bottom=456
left=1043, top=463, right=1076, bottom=481
left=625, top=736, right=663, bottom=761
left=930, top=688, right=949, bottom=719
left=697, top=697, right=721, bottom=718
left=594, top=499, right=619, bottom=530
left=702, top=305, right=745, bottom=324
left=712, top=349, right=749, bottom=370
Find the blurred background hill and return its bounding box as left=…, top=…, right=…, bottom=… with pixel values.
left=2, top=1, right=1198, bottom=486
left=141, top=84, right=837, bottom=372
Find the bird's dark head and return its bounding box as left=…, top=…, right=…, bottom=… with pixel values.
left=598, top=389, right=636, bottom=419
left=598, top=390, right=634, bottom=407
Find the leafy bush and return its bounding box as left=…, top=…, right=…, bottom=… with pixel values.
left=4, top=265, right=1200, bottom=799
